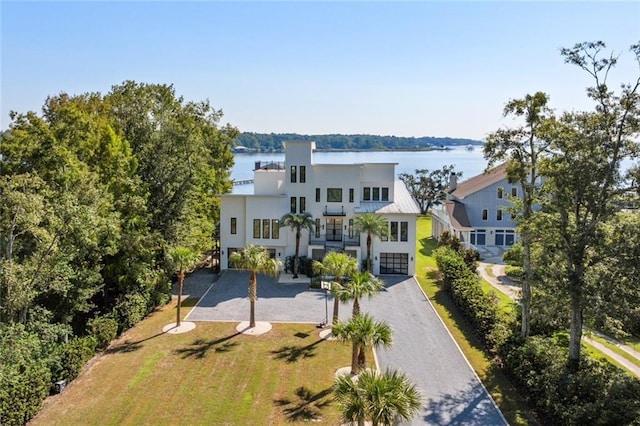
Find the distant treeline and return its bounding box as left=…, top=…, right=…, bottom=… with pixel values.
left=236, top=132, right=484, bottom=151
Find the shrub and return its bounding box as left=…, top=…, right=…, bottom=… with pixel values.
left=88, top=314, right=118, bottom=349
left=51, top=336, right=97, bottom=383
left=505, top=265, right=524, bottom=280
left=115, top=292, right=149, bottom=332
left=503, top=243, right=523, bottom=266
left=0, top=361, right=51, bottom=426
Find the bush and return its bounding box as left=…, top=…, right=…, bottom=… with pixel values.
left=505, top=265, right=524, bottom=280
left=0, top=361, right=51, bottom=426
left=115, top=292, right=149, bottom=332
left=503, top=244, right=523, bottom=266
left=88, top=314, right=118, bottom=349
left=52, top=336, right=97, bottom=383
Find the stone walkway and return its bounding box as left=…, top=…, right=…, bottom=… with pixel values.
left=477, top=263, right=640, bottom=379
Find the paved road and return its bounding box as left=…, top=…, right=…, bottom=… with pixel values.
left=184, top=271, right=506, bottom=425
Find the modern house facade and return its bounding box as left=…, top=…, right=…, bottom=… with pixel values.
left=219, top=141, right=420, bottom=275
left=431, top=163, right=523, bottom=248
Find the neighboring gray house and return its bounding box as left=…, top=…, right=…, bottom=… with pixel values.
left=431, top=163, right=522, bottom=248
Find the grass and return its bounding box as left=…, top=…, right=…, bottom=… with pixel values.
left=480, top=279, right=517, bottom=314
left=588, top=334, right=640, bottom=369
left=415, top=216, right=538, bottom=426
left=485, top=265, right=496, bottom=278
left=621, top=336, right=640, bottom=353
left=31, top=298, right=356, bottom=425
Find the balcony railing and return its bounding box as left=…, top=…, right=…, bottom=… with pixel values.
left=323, top=205, right=346, bottom=216
left=254, top=161, right=285, bottom=171
left=309, top=234, right=360, bottom=247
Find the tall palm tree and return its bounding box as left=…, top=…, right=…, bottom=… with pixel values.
left=332, top=313, right=393, bottom=375
left=168, top=246, right=200, bottom=326
left=280, top=212, right=315, bottom=278
left=353, top=213, right=388, bottom=272
left=313, top=252, right=358, bottom=324
left=229, top=245, right=281, bottom=328
left=333, top=368, right=422, bottom=426
left=341, top=271, right=384, bottom=317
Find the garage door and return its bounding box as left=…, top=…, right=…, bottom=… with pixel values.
left=380, top=253, right=408, bottom=275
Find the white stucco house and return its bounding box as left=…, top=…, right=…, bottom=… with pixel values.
left=219, top=141, right=420, bottom=275
left=431, top=163, right=523, bottom=248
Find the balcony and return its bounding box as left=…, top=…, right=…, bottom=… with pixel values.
left=254, top=161, right=285, bottom=171
left=323, top=205, right=346, bottom=216
left=309, top=234, right=360, bottom=248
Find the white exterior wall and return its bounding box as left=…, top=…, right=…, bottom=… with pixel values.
left=254, top=169, right=285, bottom=195
left=370, top=213, right=417, bottom=275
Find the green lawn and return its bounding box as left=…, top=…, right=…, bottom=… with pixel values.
left=31, top=298, right=355, bottom=425
left=588, top=334, right=640, bottom=369
left=415, top=216, right=538, bottom=426
left=480, top=279, right=517, bottom=314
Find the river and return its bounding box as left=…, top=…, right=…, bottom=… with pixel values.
left=231, top=146, right=488, bottom=194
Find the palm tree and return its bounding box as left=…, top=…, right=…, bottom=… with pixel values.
left=332, top=313, right=393, bottom=375
left=353, top=213, right=388, bottom=272
left=341, top=271, right=384, bottom=317
left=333, top=369, right=422, bottom=426
left=229, top=245, right=281, bottom=328
left=313, top=252, right=358, bottom=324
left=168, top=246, right=200, bottom=327
left=280, top=212, right=315, bottom=278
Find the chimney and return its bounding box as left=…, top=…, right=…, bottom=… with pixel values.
left=449, top=172, right=458, bottom=192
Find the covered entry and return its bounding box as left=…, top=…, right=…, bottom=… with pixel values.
left=380, top=252, right=408, bottom=275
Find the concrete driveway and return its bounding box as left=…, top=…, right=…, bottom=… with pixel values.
left=184, top=271, right=506, bottom=425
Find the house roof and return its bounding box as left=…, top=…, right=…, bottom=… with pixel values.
left=444, top=200, right=472, bottom=230
left=451, top=163, right=508, bottom=199
left=356, top=181, right=421, bottom=215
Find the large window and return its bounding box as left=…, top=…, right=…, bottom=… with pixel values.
left=327, top=188, right=342, bottom=202
left=253, top=219, right=260, bottom=238
left=381, top=187, right=389, bottom=201
left=290, top=197, right=296, bottom=214
left=390, top=221, right=398, bottom=242
left=316, top=187, right=320, bottom=202
left=315, top=218, right=320, bottom=238
left=272, top=219, right=279, bottom=239
left=381, top=221, right=389, bottom=241
left=349, top=188, right=354, bottom=203
left=363, top=187, right=371, bottom=201
left=290, top=166, right=297, bottom=183
left=262, top=219, right=270, bottom=239
left=373, top=187, right=380, bottom=201
left=300, top=197, right=306, bottom=213
left=400, top=221, right=408, bottom=242
left=300, top=166, right=306, bottom=183
left=470, top=229, right=486, bottom=246
left=230, top=217, right=237, bottom=234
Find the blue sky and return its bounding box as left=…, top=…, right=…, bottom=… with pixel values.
left=2, top=1, right=639, bottom=140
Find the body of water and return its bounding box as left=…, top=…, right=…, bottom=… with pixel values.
left=231, top=147, right=488, bottom=194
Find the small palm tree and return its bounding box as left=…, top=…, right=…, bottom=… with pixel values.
left=229, top=245, right=281, bottom=328
left=332, top=313, right=393, bottom=375
left=168, top=247, right=200, bottom=326
left=313, top=252, right=358, bottom=324
left=341, top=271, right=384, bottom=317
left=280, top=212, right=315, bottom=278
left=333, top=368, right=422, bottom=426
left=353, top=213, right=388, bottom=272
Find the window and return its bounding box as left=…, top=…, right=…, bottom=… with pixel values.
left=315, top=218, right=321, bottom=238
left=373, top=187, right=380, bottom=201
left=511, top=187, right=517, bottom=197
left=497, top=209, right=503, bottom=221
left=381, top=221, right=389, bottom=241
left=290, top=166, right=297, bottom=183
left=497, top=187, right=503, bottom=199
left=316, top=188, right=320, bottom=202
left=349, top=188, right=354, bottom=203
left=511, top=212, right=517, bottom=221
left=300, top=166, right=306, bottom=183
left=262, top=219, right=270, bottom=239
left=253, top=219, right=260, bottom=238
left=382, top=187, right=389, bottom=201
left=363, top=187, right=371, bottom=201
left=230, top=217, right=237, bottom=234
left=470, top=230, right=486, bottom=246
left=290, top=197, right=296, bottom=214
left=400, top=221, right=408, bottom=242
left=300, top=197, right=306, bottom=213
left=379, top=253, right=408, bottom=275
left=272, top=219, right=279, bottom=239
left=327, top=188, right=342, bottom=202
left=482, top=209, right=488, bottom=220
left=348, top=219, right=354, bottom=238
left=390, top=221, right=398, bottom=242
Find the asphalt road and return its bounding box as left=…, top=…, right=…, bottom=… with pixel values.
left=184, top=271, right=506, bottom=425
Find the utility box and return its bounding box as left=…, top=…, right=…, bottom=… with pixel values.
left=54, top=380, right=67, bottom=394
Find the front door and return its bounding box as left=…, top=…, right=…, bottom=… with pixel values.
left=326, top=219, right=343, bottom=241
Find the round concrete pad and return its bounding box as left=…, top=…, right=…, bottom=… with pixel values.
left=236, top=321, right=272, bottom=336
left=319, top=329, right=337, bottom=340
left=335, top=366, right=353, bottom=378
left=163, top=321, right=196, bottom=334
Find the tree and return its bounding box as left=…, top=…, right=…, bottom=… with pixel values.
left=353, top=213, right=388, bottom=272
left=280, top=212, right=314, bottom=278
left=537, top=41, right=640, bottom=371
left=333, top=368, right=422, bottom=426
left=229, top=245, right=281, bottom=328
left=399, top=166, right=461, bottom=215
left=312, top=252, right=358, bottom=324
left=167, top=247, right=200, bottom=327
left=485, top=91, right=553, bottom=339
left=340, top=271, right=384, bottom=317
left=332, top=313, right=392, bottom=375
